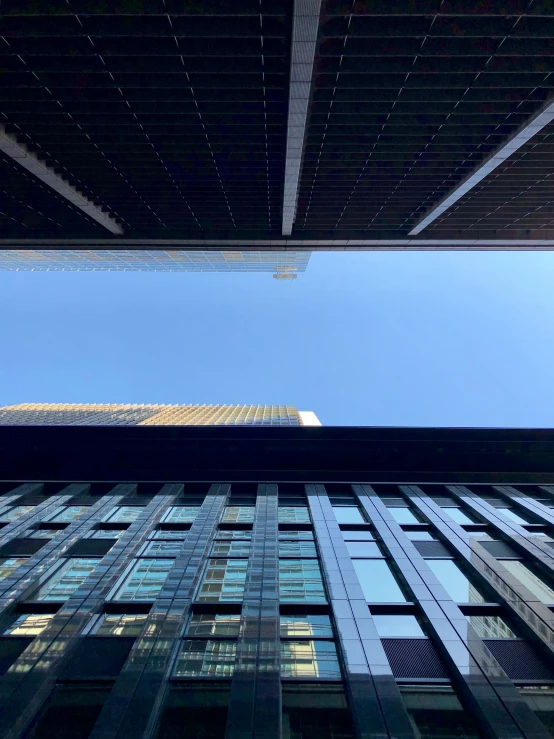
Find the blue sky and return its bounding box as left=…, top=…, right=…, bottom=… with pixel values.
left=1, top=250, right=554, bottom=427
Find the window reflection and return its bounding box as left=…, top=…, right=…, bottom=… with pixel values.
left=280, top=615, right=333, bottom=638
left=387, top=507, right=420, bottom=524
left=501, top=560, right=554, bottom=604
left=0, top=506, right=35, bottom=522
left=221, top=507, right=255, bottom=524
left=426, top=560, right=486, bottom=603
left=278, top=507, right=311, bottom=523
left=196, top=559, right=248, bottom=602
left=465, top=614, right=518, bottom=639
left=333, top=507, right=366, bottom=524
left=442, top=508, right=477, bottom=525
left=174, top=640, right=237, bottom=677
left=279, top=560, right=326, bottom=603
left=281, top=641, right=341, bottom=678
left=352, top=559, right=406, bottom=602
left=4, top=614, right=53, bottom=636
left=0, top=558, right=27, bottom=581
left=114, top=559, right=173, bottom=601
left=35, top=558, right=99, bottom=601
left=186, top=614, right=241, bottom=637
left=93, top=614, right=148, bottom=636
left=372, top=614, right=424, bottom=637
left=400, top=685, right=482, bottom=739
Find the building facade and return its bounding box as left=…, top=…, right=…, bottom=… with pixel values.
left=0, top=425, right=554, bottom=739
left=0, top=404, right=321, bottom=427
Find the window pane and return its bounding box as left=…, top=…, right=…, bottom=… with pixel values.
left=345, top=542, right=381, bottom=558
left=404, top=530, right=436, bottom=541
left=279, top=560, right=326, bottom=603
left=333, top=507, right=366, bottom=524
left=278, top=530, right=314, bottom=541
left=387, top=507, right=420, bottom=524
left=87, top=529, right=127, bottom=539
left=279, top=507, right=311, bottom=524
left=174, top=640, right=237, bottom=677
left=342, top=530, right=374, bottom=541
left=196, top=559, right=248, bottom=602
left=279, top=541, right=317, bottom=558
left=150, top=530, right=189, bottom=540
left=0, top=558, right=27, bottom=581
left=141, top=541, right=183, bottom=557
left=103, top=506, right=142, bottom=524
left=372, top=615, right=424, bottom=637
left=353, top=559, right=406, bottom=602
left=26, top=530, right=59, bottom=539
left=211, top=541, right=251, bottom=557
left=221, top=507, right=255, bottom=524
left=442, top=508, right=476, bottom=525
left=114, top=559, right=173, bottom=601
left=0, top=506, right=35, bottom=522
left=186, top=613, right=241, bottom=637
left=400, top=686, right=482, bottom=739
left=281, top=641, right=341, bottom=679
left=465, top=614, right=518, bottom=639
left=36, top=559, right=99, bottom=601
left=280, top=615, right=333, bottom=638
left=94, top=614, right=148, bottom=636
left=4, top=614, right=53, bottom=636
left=497, top=508, right=530, bottom=525
left=501, top=560, right=554, bottom=604
left=426, top=560, right=486, bottom=603
left=216, top=530, right=252, bottom=540
left=163, top=507, right=200, bottom=524
left=51, top=506, right=89, bottom=522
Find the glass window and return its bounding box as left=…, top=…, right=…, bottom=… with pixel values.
left=26, top=529, right=59, bottom=539
left=442, top=508, right=477, bottom=525
left=50, top=506, right=89, bottom=523
left=87, top=529, right=127, bottom=539
left=520, top=685, right=554, bottom=734
left=341, top=530, right=374, bottom=541
left=196, top=559, right=248, bottom=602
left=279, top=541, right=317, bottom=558
left=280, top=615, right=333, bottom=638
left=211, top=541, right=251, bottom=557
left=279, top=530, right=314, bottom=541
left=281, top=641, right=341, bottom=679
left=372, top=614, right=425, bottom=637
left=221, top=506, right=255, bottom=524
left=150, top=530, right=189, bottom=540
left=404, top=530, right=436, bottom=541
left=501, top=560, right=554, bottom=604
left=279, top=560, right=326, bottom=603
left=279, top=507, right=311, bottom=524
left=353, top=559, right=406, bottom=602
left=400, top=686, right=482, bottom=739
left=0, top=506, right=35, bottom=522
left=216, top=530, right=252, bottom=540
left=387, top=507, right=420, bottom=524
left=426, top=560, right=486, bottom=603
left=497, top=507, right=530, bottom=525
left=0, top=558, right=27, bottom=581
left=35, top=559, right=99, bottom=601
left=102, top=506, right=142, bottom=524
left=114, top=558, right=173, bottom=601
left=162, top=507, right=200, bottom=524
left=174, top=640, right=237, bottom=677
left=345, top=541, right=381, bottom=558
left=140, top=541, right=183, bottom=557
left=465, top=614, right=518, bottom=639
left=4, top=614, right=53, bottom=636
left=93, top=614, right=148, bottom=636
left=186, top=613, right=241, bottom=637
left=333, top=507, right=366, bottom=524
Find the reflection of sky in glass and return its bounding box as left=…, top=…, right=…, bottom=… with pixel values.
left=426, top=560, right=485, bottom=603
left=372, top=614, right=424, bottom=637
left=387, top=507, right=420, bottom=524
left=496, top=507, right=529, bottom=525
left=501, top=560, right=554, bottom=604
left=353, top=559, right=406, bottom=602
left=465, top=614, right=517, bottom=639
left=346, top=541, right=381, bottom=558
left=404, top=530, right=435, bottom=541
left=442, top=507, right=476, bottom=525
left=333, top=506, right=366, bottom=524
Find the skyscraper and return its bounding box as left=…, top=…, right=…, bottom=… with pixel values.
left=0, top=404, right=321, bottom=427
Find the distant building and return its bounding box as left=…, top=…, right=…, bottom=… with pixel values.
left=0, top=403, right=321, bottom=427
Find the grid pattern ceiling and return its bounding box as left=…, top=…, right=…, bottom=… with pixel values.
left=2, top=0, right=554, bottom=242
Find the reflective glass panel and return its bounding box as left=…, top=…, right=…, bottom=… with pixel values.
left=36, top=558, right=99, bottom=601
left=222, top=507, right=255, bottom=524
left=281, top=641, right=341, bottom=678
left=279, top=507, right=311, bottom=524
left=278, top=530, right=314, bottom=541
left=26, top=529, right=59, bottom=539
left=465, top=614, right=518, bottom=639
left=345, top=542, right=381, bottom=558
left=280, top=615, right=333, bottom=638
left=141, top=541, right=183, bottom=557
left=163, top=507, right=200, bottom=524
left=279, top=541, right=317, bottom=557
left=497, top=507, right=530, bottom=525
left=216, top=530, right=252, bottom=540
left=387, top=507, right=420, bottom=524
left=102, top=506, right=142, bottom=523
left=174, top=640, right=237, bottom=677
left=150, top=530, right=189, bottom=540
left=404, top=530, right=436, bottom=541
left=372, top=615, right=425, bottom=637
left=114, top=559, right=173, bottom=601
left=426, top=560, right=486, bottom=603
left=87, top=529, right=126, bottom=539
left=353, top=559, right=406, bottom=602
left=0, top=558, right=27, bottom=581
left=211, top=541, right=251, bottom=557
left=186, top=613, right=241, bottom=637
left=501, top=560, right=554, bottom=604
left=196, top=559, right=248, bottom=602
left=4, top=614, right=53, bottom=636
left=400, top=686, right=482, bottom=739
left=94, top=614, right=148, bottom=636
left=0, top=506, right=35, bottom=522
left=279, top=560, right=326, bottom=603
left=442, top=508, right=477, bottom=525
left=333, top=507, right=366, bottom=524
left=341, top=530, right=374, bottom=541
left=50, top=506, right=89, bottom=522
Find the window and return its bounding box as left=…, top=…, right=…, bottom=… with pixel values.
left=372, top=614, right=424, bottom=637
left=281, top=641, right=341, bottom=679
left=114, top=559, right=173, bottom=601
left=93, top=614, right=148, bottom=636
left=186, top=614, right=241, bottom=637
left=341, top=530, right=374, bottom=541
left=279, top=507, right=311, bottom=524
left=496, top=507, right=530, bottom=525
left=0, top=506, right=35, bottom=522
left=442, top=508, right=477, bottom=525
left=49, top=506, right=89, bottom=523
left=25, top=529, right=59, bottom=539
left=465, top=614, right=518, bottom=639
left=102, top=506, right=142, bottom=524
left=216, top=530, right=252, bottom=540
left=0, top=558, right=27, bottom=581
left=162, top=507, right=200, bottom=524
left=174, top=640, right=237, bottom=677
left=211, top=541, right=251, bottom=557
left=196, top=559, right=248, bottom=602
left=332, top=506, right=366, bottom=524
left=353, top=559, right=406, bottom=602
left=35, top=559, right=99, bottom=601
left=4, top=614, right=53, bottom=636
left=279, top=530, right=314, bottom=541
left=345, top=541, right=381, bottom=558
left=279, top=540, right=317, bottom=558
left=426, top=560, right=486, bottom=604
left=404, top=530, right=436, bottom=541
left=279, top=560, right=326, bottom=603
left=500, top=560, right=554, bottom=604
left=280, top=615, right=333, bottom=638
left=86, top=529, right=127, bottom=539
left=387, top=507, right=420, bottom=524
left=140, top=541, right=183, bottom=557
left=282, top=686, right=355, bottom=739
left=221, top=506, right=255, bottom=524
left=150, top=530, right=190, bottom=540
left=400, top=685, right=482, bottom=739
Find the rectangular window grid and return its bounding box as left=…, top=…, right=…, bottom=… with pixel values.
left=4, top=614, right=54, bottom=636
left=0, top=558, right=28, bottom=580
left=93, top=614, right=149, bottom=636
left=35, top=558, right=99, bottom=601
left=279, top=560, right=326, bottom=603
left=281, top=641, right=341, bottom=679
left=0, top=506, right=35, bottom=522
left=174, top=640, right=237, bottom=678
left=114, top=559, right=174, bottom=601
left=102, top=506, right=143, bottom=524
left=278, top=507, right=311, bottom=524
left=196, top=559, right=248, bottom=602
left=162, top=507, right=200, bottom=524
left=186, top=614, right=242, bottom=638
left=221, top=507, right=255, bottom=524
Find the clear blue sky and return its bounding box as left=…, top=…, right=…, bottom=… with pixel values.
left=1, top=251, right=554, bottom=427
